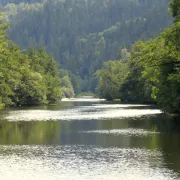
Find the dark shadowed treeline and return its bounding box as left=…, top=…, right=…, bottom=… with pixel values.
left=96, top=0, right=180, bottom=114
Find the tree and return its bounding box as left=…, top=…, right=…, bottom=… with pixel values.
left=96, top=60, right=128, bottom=100
left=59, top=69, right=75, bottom=98
left=0, top=17, right=63, bottom=107
left=169, top=0, right=180, bottom=22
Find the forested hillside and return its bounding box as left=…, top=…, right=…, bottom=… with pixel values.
left=96, top=0, right=180, bottom=114
left=0, top=20, right=62, bottom=107
left=1, top=0, right=172, bottom=93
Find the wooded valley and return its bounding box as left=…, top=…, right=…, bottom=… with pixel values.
left=0, top=0, right=172, bottom=93
left=0, top=0, right=179, bottom=114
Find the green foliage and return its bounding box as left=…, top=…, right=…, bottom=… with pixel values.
left=98, top=11, right=180, bottom=114
left=0, top=120, right=60, bottom=144
left=96, top=46, right=154, bottom=103
left=0, top=0, right=178, bottom=114
left=60, top=69, right=74, bottom=98
left=1, top=0, right=172, bottom=93
left=169, top=0, right=180, bottom=22
left=96, top=60, right=128, bottom=100
left=120, top=47, right=155, bottom=104
left=0, top=18, right=62, bottom=107
left=137, top=23, right=180, bottom=113
left=98, top=23, right=180, bottom=113
left=96, top=0, right=180, bottom=114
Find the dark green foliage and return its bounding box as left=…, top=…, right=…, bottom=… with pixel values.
left=1, top=0, right=172, bottom=93
left=0, top=19, right=62, bottom=107
left=169, top=0, right=180, bottom=22
left=97, top=24, right=180, bottom=113
left=59, top=69, right=74, bottom=98
left=120, top=63, right=154, bottom=104
left=96, top=51, right=129, bottom=100
left=139, top=23, right=180, bottom=113
left=96, top=3, right=180, bottom=113
left=1, top=0, right=179, bottom=114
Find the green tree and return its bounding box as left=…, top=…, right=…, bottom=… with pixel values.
left=0, top=17, right=62, bottom=107
left=169, top=0, right=180, bottom=22
left=59, top=69, right=74, bottom=98
left=96, top=60, right=128, bottom=100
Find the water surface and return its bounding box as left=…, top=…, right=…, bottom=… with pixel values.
left=0, top=99, right=180, bottom=180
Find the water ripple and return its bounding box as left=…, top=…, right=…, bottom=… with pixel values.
left=80, top=128, right=160, bottom=137
left=5, top=104, right=161, bottom=121
left=0, top=145, right=178, bottom=180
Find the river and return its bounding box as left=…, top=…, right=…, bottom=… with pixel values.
left=0, top=98, right=180, bottom=180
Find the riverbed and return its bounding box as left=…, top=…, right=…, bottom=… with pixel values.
left=0, top=99, right=180, bottom=180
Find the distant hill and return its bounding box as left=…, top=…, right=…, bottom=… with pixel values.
left=1, top=0, right=172, bottom=93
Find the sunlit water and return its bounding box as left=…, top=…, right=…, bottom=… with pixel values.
left=0, top=99, right=180, bottom=180
left=5, top=101, right=161, bottom=121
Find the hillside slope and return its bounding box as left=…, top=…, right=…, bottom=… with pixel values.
left=1, top=0, right=172, bottom=93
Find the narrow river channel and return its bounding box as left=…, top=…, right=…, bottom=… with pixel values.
left=0, top=98, right=180, bottom=180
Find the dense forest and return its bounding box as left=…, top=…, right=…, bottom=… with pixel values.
left=96, top=0, right=180, bottom=114
left=0, top=0, right=179, bottom=114
left=0, top=18, right=74, bottom=108
left=0, top=0, right=172, bottom=93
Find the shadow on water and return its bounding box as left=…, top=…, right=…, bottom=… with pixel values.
left=152, top=115, right=180, bottom=174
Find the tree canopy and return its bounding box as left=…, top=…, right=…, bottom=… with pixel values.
left=0, top=0, right=172, bottom=93
left=0, top=17, right=63, bottom=107
left=96, top=0, right=180, bottom=114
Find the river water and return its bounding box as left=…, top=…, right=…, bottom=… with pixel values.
left=0, top=98, right=180, bottom=180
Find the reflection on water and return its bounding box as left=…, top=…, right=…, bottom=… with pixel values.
left=0, top=100, right=180, bottom=179
left=61, top=97, right=106, bottom=102
left=5, top=103, right=161, bottom=121
left=80, top=128, right=159, bottom=136
left=0, top=121, right=60, bottom=144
